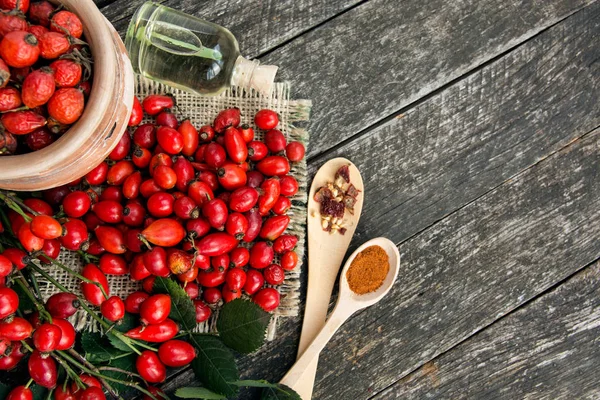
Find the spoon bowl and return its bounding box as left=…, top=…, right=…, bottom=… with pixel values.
left=338, top=237, right=400, bottom=312
left=280, top=237, right=400, bottom=392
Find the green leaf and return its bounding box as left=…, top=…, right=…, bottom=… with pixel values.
left=0, top=382, right=9, bottom=399
left=107, top=331, right=135, bottom=353
left=232, top=380, right=282, bottom=389
left=30, top=384, right=48, bottom=400
left=81, top=332, right=132, bottom=363
left=175, top=387, right=227, bottom=399
left=260, top=384, right=301, bottom=400
left=217, top=299, right=271, bottom=354
left=107, top=312, right=143, bottom=353
left=101, top=353, right=138, bottom=398
left=189, top=334, right=239, bottom=398
left=154, top=277, right=196, bottom=330
left=114, top=312, right=139, bottom=332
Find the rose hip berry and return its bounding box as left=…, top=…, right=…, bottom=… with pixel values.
left=254, top=109, right=278, bottom=130
left=136, top=350, right=166, bottom=383
left=47, top=87, right=84, bottom=124
left=194, top=300, right=212, bottom=322
left=140, top=294, right=171, bottom=325
left=22, top=67, right=55, bottom=107
left=100, top=296, right=125, bottom=322
left=0, top=31, right=40, bottom=68
left=253, top=288, right=280, bottom=312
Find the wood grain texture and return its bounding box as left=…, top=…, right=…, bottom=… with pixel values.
left=160, top=4, right=600, bottom=398
left=101, top=0, right=363, bottom=57
left=310, top=1, right=600, bottom=249
left=262, top=0, right=595, bottom=158
left=94, top=0, right=116, bottom=8
left=376, top=260, right=600, bottom=399
left=311, top=125, right=600, bottom=399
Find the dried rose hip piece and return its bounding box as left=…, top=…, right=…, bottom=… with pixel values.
left=0, top=31, right=40, bottom=68
left=47, top=87, right=85, bottom=124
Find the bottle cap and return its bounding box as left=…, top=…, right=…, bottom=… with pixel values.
left=232, top=56, right=279, bottom=96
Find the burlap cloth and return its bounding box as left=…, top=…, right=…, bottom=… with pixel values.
left=35, top=76, right=311, bottom=340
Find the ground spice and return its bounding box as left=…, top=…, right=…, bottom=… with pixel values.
left=346, top=245, right=390, bottom=294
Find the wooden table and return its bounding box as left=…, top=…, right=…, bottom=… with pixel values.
left=100, top=1, right=600, bottom=398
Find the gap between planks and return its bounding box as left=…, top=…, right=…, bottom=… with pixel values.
left=304, top=3, right=593, bottom=165
left=309, top=2, right=600, bottom=396
left=369, top=177, right=600, bottom=399
left=376, top=258, right=600, bottom=399
left=160, top=3, right=599, bottom=396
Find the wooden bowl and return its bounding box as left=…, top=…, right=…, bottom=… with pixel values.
left=0, top=0, right=134, bottom=191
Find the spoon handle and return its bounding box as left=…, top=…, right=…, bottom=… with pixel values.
left=280, top=305, right=355, bottom=391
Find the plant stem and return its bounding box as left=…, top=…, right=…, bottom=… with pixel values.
left=97, top=366, right=142, bottom=379
left=27, top=263, right=147, bottom=356
left=40, top=254, right=109, bottom=300
left=132, top=340, right=158, bottom=352
left=28, top=271, right=44, bottom=302
left=77, top=250, right=98, bottom=264
left=14, top=274, right=53, bottom=322
left=25, top=378, right=33, bottom=389
left=0, top=191, right=37, bottom=220
left=57, top=351, right=159, bottom=400
left=17, top=270, right=42, bottom=303
left=138, top=235, right=153, bottom=250
left=50, top=351, right=85, bottom=390
left=20, top=340, right=33, bottom=352
left=66, top=349, right=120, bottom=400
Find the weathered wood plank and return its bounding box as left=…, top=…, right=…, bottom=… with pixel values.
left=311, top=125, right=600, bottom=398
left=100, top=0, right=363, bottom=58
left=262, top=0, right=595, bottom=158
left=309, top=1, right=600, bottom=248
left=161, top=4, right=600, bottom=397
left=375, top=260, right=600, bottom=399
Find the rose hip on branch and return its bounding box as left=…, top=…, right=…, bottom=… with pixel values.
left=0, top=102, right=306, bottom=393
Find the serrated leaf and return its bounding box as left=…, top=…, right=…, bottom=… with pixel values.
left=154, top=277, right=196, bottom=330
left=101, top=353, right=138, bottom=398
left=107, top=331, right=135, bottom=353
left=175, top=387, right=227, bottom=399
left=106, top=312, right=144, bottom=353
left=260, top=384, right=301, bottom=400
left=81, top=332, right=131, bottom=363
left=189, top=334, right=239, bottom=398
left=217, top=299, right=271, bottom=353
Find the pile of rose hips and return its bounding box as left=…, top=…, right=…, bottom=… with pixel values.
left=0, top=93, right=305, bottom=398
left=79, top=96, right=304, bottom=314
left=0, top=0, right=91, bottom=155
left=0, top=281, right=171, bottom=399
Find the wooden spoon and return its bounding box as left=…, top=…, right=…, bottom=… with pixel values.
left=281, top=237, right=400, bottom=391
left=295, top=158, right=364, bottom=399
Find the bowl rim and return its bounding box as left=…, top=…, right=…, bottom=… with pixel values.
left=0, top=0, right=134, bottom=190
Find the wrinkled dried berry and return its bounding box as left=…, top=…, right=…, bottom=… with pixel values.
left=320, top=197, right=345, bottom=219
left=335, top=165, right=350, bottom=183
left=314, top=187, right=332, bottom=203
left=346, top=183, right=360, bottom=198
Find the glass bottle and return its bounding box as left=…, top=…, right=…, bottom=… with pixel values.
left=125, top=2, right=278, bottom=96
